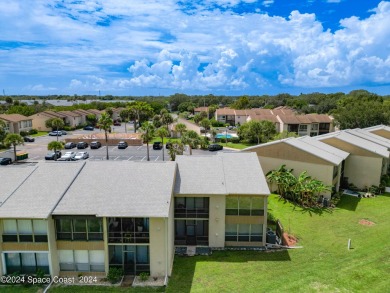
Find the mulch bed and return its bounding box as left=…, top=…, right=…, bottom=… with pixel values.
left=359, top=219, right=375, bottom=226
left=282, top=232, right=298, bottom=247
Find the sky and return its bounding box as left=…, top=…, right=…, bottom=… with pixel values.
left=0, top=0, right=389, bottom=96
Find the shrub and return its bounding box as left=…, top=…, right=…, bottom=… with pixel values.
left=107, top=267, right=124, bottom=284
left=36, top=268, right=45, bottom=279
left=19, top=131, right=28, bottom=137
left=230, top=137, right=240, bottom=143
left=63, top=126, right=72, bottom=131
left=139, top=272, right=149, bottom=282
left=29, top=129, right=38, bottom=135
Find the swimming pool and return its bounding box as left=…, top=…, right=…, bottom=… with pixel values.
left=215, top=133, right=233, bottom=139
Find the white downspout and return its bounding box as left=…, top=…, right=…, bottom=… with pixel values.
left=164, top=217, right=168, bottom=286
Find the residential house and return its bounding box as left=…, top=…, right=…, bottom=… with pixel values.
left=276, top=114, right=334, bottom=137
left=58, top=111, right=83, bottom=128
left=0, top=153, right=269, bottom=279
left=28, top=111, right=66, bottom=131
left=316, top=131, right=390, bottom=189
left=112, top=108, right=125, bottom=121
left=242, top=136, right=349, bottom=198
left=0, top=114, right=33, bottom=134
left=215, top=108, right=236, bottom=125
left=194, top=107, right=209, bottom=115
left=86, top=109, right=103, bottom=120
left=72, top=109, right=91, bottom=124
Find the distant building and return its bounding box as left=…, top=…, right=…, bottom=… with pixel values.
left=0, top=114, right=33, bottom=134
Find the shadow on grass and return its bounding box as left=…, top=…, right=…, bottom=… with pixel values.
left=336, top=195, right=361, bottom=211
left=379, top=193, right=390, bottom=198
left=167, top=250, right=291, bottom=293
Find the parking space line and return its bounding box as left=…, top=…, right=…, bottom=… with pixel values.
left=137, top=146, right=143, bottom=150
left=154, top=156, right=159, bottom=161
left=141, top=156, right=147, bottom=161
left=113, top=156, right=120, bottom=161
left=127, top=156, right=134, bottom=161
left=111, top=147, right=118, bottom=151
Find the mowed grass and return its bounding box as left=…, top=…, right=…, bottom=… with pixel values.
left=166, top=194, right=390, bottom=293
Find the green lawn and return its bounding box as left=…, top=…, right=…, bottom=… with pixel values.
left=49, top=285, right=164, bottom=293
left=223, top=141, right=255, bottom=150
left=31, top=131, right=48, bottom=137
left=166, top=194, right=390, bottom=292
left=10, top=194, right=390, bottom=292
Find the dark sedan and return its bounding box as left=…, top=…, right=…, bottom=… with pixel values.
left=23, top=136, right=35, bottom=142
left=45, top=151, right=62, bottom=160
left=0, top=157, right=12, bottom=165
left=83, top=125, right=94, bottom=131
left=208, top=144, right=223, bottom=151
left=77, top=142, right=89, bottom=149
left=64, top=142, right=76, bottom=149
left=118, top=141, right=128, bottom=149
left=90, top=141, right=102, bottom=149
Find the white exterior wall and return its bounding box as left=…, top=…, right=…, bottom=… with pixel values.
left=208, top=195, right=226, bottom=248
left=259, top=156, right=335, bottom=198
left=235, top=115, right=249, bottom=125
left=344, top=155, right=383, bottom=189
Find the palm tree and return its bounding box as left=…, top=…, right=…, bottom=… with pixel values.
left=45, top=118, right=64, bottom=141
left=97, top=112, right=113, bottom=160
left=140, top=122, right=155, bottom=161
left=161, top=112, right=174, bottom=130
left=168, top=142, right=184, bottom=161
left=174, top=123, right=187, bottom=138
left=155, top=127, right=169, bottom=161
left=199, top=118, right=211, bottom=137
left=120, top=109, right=130, bottom=133
left=47, top=141, right=64, bottom=161
left=0, top=119, right=7, bottom=144
left=181, top=130, right=201, bottom=155
left=4, top=133, right=24, bottom=162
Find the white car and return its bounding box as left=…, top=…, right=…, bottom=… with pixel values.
left=58, top=151, right=76, bottom=161
left=74, top=151, right=89, bottom=160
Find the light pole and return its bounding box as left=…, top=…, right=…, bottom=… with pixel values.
left=225, top=127, right=228, bottom=146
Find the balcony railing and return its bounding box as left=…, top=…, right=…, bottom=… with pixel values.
left=56, top=232, right=103, bottom=241
left=108, top=232, right=149, bottom=244
left=174, top=208, right=209, bottom=218
left=2, top=234, right=48, bottom=243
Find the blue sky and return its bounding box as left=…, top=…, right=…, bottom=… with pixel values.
left=0, top=0, right=389, bottom=96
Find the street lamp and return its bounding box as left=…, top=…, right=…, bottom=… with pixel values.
left=225, top=126, right=228, bottom=146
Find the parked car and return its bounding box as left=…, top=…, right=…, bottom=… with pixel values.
left=60, top=130, right=67, bottom=135
left=45, top=151, right=62, bottom=160
left=64, top=142, right=76, bottom=149
left=0, top=157, right=12, bottom=165
left=77, top=142, right=89, bottom=149
left=166, top=142, right=172, bottom=149
left=58, top=151, right=76, bottom=161
left=208, top=144, right=223, bottom=151
left=90, top=141, right=102, bottom=149
left=153, top=142, right=163, bottom=150
left=113, top=121, right=121, bottom=126
left=74, top=151, right=89, bottom=160
left=83, top=125, right=94, bottom=131
left=23, top=136, right=35, bottom=142
left=49, top=131, right=62, bottom=136
left=117, top=141, right=128, bottom=149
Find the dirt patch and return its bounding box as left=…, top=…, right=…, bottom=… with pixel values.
left=359, top=219, right=375, bottom=226
left=282, top=232, right=298, bottom=247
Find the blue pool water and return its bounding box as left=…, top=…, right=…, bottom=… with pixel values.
left=215, top=133, right=233, bottom=139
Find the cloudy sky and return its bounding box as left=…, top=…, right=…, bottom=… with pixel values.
left=1, top=0, right=389, bottom=96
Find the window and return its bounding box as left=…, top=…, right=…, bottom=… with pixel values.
left=4, top=253, right=49, bottom=275
left=2, top=219, right=48, bottom=243
left=225, top=196, right=264, bottom=216
left=225, top=224, right=263, bottom=242
left=108, top=245, right=150, bottom=274
left=298, top=124, right=308, bottom=132
left=59, top=250, right=105, bottom=272
left=174, top=197, right=209, bottom=218
left=108, top=218, right=149, bottom=244
left=311, top=124, right=319, bottom=131
left=55, top=217, right=103, bottom=241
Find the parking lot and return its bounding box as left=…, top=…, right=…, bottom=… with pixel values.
left=17, top=127, right=229, bottom=162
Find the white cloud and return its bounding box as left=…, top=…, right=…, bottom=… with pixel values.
left=1, top=0, right=390, bottom=94
left=30, top=84, right=57, bottom=91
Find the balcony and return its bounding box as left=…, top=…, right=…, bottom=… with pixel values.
left=108, top=232, right=149, bottom=244
left=174, top=208, right=209, bottom=219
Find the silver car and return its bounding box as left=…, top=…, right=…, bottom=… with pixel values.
left=74, top=151, right=89, bottom=160
left=58, top=151, right=76, bottom=161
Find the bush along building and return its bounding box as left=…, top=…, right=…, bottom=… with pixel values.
left=0, top=153, right=269, bottom=281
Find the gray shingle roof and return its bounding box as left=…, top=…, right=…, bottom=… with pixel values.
left=0, top=162, right=85, bottom=219
left=243, top=137, right=348, bottom=165
left=0, top=165, right=37, bottom=205
left=316, top=131, right=390, bottom=158
left=53, top=161, right=176, bottom=218
left=175, top=153, right=269, bottom=195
